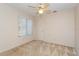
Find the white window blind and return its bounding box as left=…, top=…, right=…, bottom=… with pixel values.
left=26, top=19, right=32, bottom=36
left=18, top=16, right=32, bottom=37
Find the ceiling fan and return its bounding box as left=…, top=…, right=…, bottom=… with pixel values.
left=28, top=3, right=57, bottom=15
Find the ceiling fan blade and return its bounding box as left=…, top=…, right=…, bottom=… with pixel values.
left=46, top=10, right=57, bottom=14
left=28, top=6, right=36, bottom=8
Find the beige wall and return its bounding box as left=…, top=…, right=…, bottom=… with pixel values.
left=75, top=6, right=79, bottom=55
left=0, top=4, right=33, bottom=52
left=34, top=8, right=75, bottom=47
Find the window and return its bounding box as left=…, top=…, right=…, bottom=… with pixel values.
left=18, top=16, right=32, bottom=37
left=26, top=19, right=32, bottom=36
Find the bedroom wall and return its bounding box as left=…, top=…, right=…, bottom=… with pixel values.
left=75, top=6, right=79, bottom=55
left=34, top=8, right=75, bottom=47
left=0, top=4, right=33, bottom=52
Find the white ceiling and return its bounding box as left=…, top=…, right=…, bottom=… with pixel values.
left=6, top=3, right=78, bottom=16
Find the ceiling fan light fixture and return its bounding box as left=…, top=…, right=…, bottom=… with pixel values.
left=38, top=9, right=44, bottom=14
